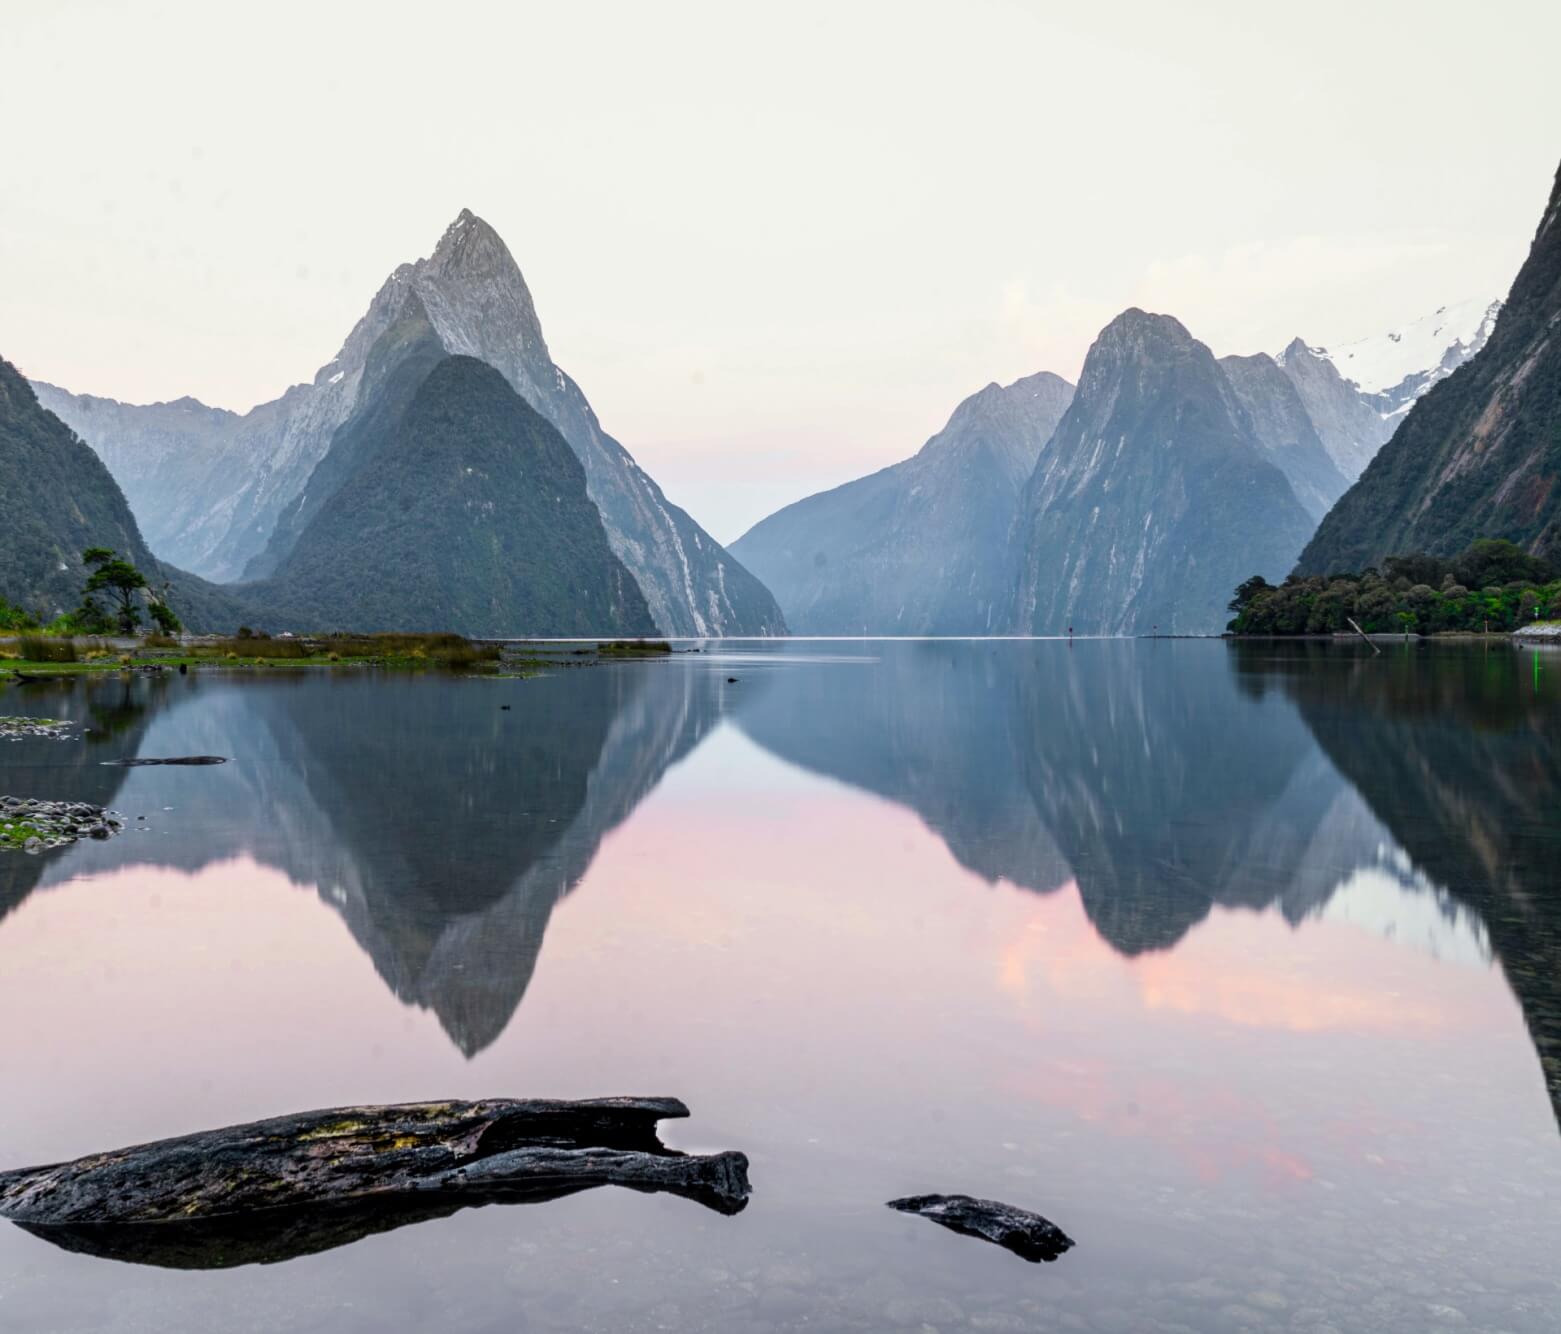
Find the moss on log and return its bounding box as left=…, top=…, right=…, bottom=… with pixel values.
left=0, top=1096, right=749, bottom=1268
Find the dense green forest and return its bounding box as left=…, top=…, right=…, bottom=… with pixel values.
left=1228, top=539, right=1560, bottom=635
left=249, top=354, right=657, bottom=637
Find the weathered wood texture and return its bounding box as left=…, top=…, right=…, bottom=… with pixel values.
left=0, top=1097, right=749, bottom=1268
left=887, top=1193, right=1074, bottom=1262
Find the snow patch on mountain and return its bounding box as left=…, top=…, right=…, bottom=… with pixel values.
left=1281, top=297, right=1502, bottom=413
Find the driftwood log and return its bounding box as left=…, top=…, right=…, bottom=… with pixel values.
left=887, top=1193, right=1074, bottom=1262
left=98, top=755, right=229, bottom=767
left=0, top=1097, right=748, bottom=1268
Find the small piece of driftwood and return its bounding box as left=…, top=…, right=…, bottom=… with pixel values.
left=0, top=1097, right=749, bottom=1269
left=887, top=1193, right=1074, bottom=1262
left=98, top=755, right=229, bottom=767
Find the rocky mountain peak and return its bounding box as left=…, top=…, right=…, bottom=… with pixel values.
left=395, top=209, right=551, bottom=386
left=1068, top=308, right=1229, bottom=435
left=427, top=208, right=519, bottom=280
left=1095, top=306, right=1194, bottom=348
left=1081, top=309, right=1209, bottom=389
left=944, top=370, right=1071, bottom=421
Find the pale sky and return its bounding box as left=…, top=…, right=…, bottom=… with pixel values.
left=4, top=0, right=1558, bottom=542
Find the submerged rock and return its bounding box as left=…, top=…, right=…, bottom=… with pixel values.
left=0, top=1096, right=749, bottom=1269
left=887, top=1193, right=1075, bottom=1263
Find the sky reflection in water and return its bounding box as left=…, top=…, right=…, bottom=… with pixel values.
left=0, top=639, right=1557, bottom=1332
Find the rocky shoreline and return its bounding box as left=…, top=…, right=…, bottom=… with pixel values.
left=1515, top=622, right=1561, bottom=641
left=0, top=716, right=75, bottom=742
left=0, top=797, right=124, bottom=853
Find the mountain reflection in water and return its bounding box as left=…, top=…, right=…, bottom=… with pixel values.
left=2, top=666, right=723, bottom=1056
left=2, top=641, right=1560, bottom=1327
left=2, top=640, right=1557, bottom=1126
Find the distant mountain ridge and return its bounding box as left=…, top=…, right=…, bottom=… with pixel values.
left=730, top=372, right=1073, bottom=634
left=35, top=210, right=784, bottom=637
left=23, top=203, right=1507, bottom=638
left=734, top=290, right=1483, bottom=637
left=1298, top=157, right=1561, bottom=573
left=23, top=385, right=240, bottom=567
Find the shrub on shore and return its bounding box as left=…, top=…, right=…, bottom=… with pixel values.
left=1228, top=540, right=1560, bottom=635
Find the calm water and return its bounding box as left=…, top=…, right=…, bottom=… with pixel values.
left=1, top=640, right=1559, bottom=1333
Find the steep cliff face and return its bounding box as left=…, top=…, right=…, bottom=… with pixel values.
left=1297, top=159, right=1561, bottom=574
left=730, top=372, right=1073, bottom=633
left=1010, top=310, right=1315, bottom=636
left=37, top=210, right=784, bottom=635
left=1219, top=353, right=1351, bottom=520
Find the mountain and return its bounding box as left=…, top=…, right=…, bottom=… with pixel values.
left=1218, top=353, right=1352, bottom=519
left=26, top=384, right=239, bottom=564
left=245, top=337, right=656, bottom=637
left=1297, top=159, right=1561, bottom=574
left=0, top=355, right=245, bottom=631
left=1272, top=338, right=1395, bottom=481
left=36, top=210, right=785, bottom=636
left=729, top=372, right=1073, bottom=633
left=1009, top=310, right=1317, bottom=635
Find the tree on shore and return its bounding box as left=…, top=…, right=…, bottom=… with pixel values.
left=77, top=548, right=181, bottom=635
left=1226, top=539, right=1560, bottom=636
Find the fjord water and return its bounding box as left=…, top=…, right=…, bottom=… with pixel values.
left=1, top=641, right=1558, bottom=1332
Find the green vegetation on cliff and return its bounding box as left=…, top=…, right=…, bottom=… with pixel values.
left=246, top=354, right=657, bottom=638
left=1297, top=158, right=1561, bottom=573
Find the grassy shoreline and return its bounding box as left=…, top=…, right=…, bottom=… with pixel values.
left=0, top=633, right=678, bottom=678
